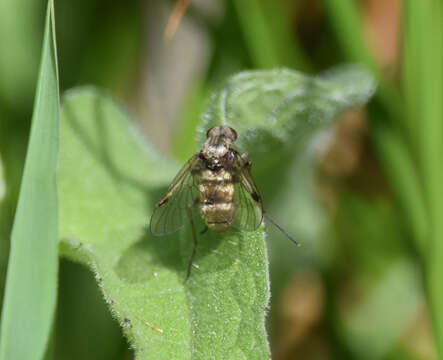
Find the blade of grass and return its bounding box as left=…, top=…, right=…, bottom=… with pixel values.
left=232, top=0, right=310, bottom=70
left=321, top=0, right=374, bottom=66
left=172, top=79, right=210, bottom=162
left=0, top=154, right=8, bottom=315
left=0, top=155, right=5, bottom=202
left=402, top=0, right=424, bottom=150
left=322, top=0, right=403, bottom=126
left=0, top=0, right=42, bottom=107
left=372, top=124, right=428, bottom=258
left=322, top=0, right=430, bottom=250
left=404, top=1, right=443, bottom=355
left=0, top=1, right=60, bottom=359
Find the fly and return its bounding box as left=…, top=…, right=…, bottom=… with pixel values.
left=150, top=126, right=299, bottom=279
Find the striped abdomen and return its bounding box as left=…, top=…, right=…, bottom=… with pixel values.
left=199, top=169, right=235, bottom=233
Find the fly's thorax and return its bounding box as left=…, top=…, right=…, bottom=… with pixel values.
left=200, top=133, right=236, bottom=169
left=201, top=141, right=228, bottom=158
left=199, top=169, right=235, bottom=233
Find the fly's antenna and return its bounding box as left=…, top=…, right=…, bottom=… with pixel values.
left=264, top=212, right=300, bottom=246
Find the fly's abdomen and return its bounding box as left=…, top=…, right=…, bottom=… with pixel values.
left=199, top=169, right=235, bottom=233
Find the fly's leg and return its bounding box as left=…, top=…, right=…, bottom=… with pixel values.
left=264, top=212, right=300, bottom=246
left=186, top=212, right=198, bottom=280
left=186, top=198, right=199, bottom=281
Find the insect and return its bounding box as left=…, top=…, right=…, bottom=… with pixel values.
left=150, top=126, right=299, bottom=279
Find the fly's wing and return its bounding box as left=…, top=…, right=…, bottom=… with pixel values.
left=150, top=155, right=201, bottom=236
left=232, top=155, right=264, bottom=231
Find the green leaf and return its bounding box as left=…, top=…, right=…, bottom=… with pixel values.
left=58, top=88, right=270, bottom=359
left=58, top=64, right=375, bottom=358
left=199, top=65, right=376, bottom=161
left=0, top=1, right=60, bottom=359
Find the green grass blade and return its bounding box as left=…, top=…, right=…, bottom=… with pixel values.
left=0, top=155, right=5, bottom=203
left=402, top=0, right=424, bottom=147
left=322, top=0, right=402, bottom=125
left=403, top=0, right=443, bottom=354
left=321, top=0, right=373, bottom=63
left=0, top=0, right=42, bottom=107
left=173, top=81, right=210, bottom=162
left=233, top=0, right=309, bottom=70
left=0, top=1, right=60, bottom=359
left=0, top=154, right=8, bottom=313
left=372, top=124, right=428, bottom=257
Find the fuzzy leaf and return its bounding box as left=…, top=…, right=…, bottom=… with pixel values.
left=199, top=64, right=376, bottom=156
left=58, top=64, right=375, bottom=359
left=58, top=88, right=270, bottom=359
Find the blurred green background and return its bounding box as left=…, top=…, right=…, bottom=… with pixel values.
left=1, top=0, right=442, bottom=359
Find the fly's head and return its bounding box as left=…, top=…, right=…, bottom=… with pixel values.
left=201, top=126, right=237, bottom=170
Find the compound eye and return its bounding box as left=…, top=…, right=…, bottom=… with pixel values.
left=206, top=126, right=220, bottom=138
left=227, top=127, right=237, bottom=141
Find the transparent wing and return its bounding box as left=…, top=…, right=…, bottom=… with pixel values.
left=232, top=156, right=263, bottom=231
left=150, top=155, right=201, bottom=236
